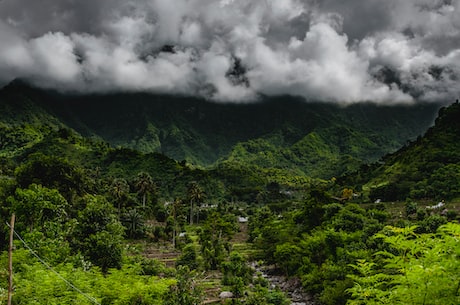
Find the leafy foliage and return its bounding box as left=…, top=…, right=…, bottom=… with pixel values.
left=347, top=224, right=460, bottom=305
left=353, top=102, right=460, bottom=201
left=1, top=82, right=459, bottom=305
left=73, top=195, right=125, bottom=272
left=0, top=249, right=173, bottom=305
left=163, top=266, right=204, bottom=305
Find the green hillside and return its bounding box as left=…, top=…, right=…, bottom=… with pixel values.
left=0, top=85, right=63, bottom=158
left=0, top=81, right=440, bottom=179
left=243, top=101, right=460, bottom=305
left=1, top=83, right=460, bottom=305
left=342, top=101, right=460, bottom=201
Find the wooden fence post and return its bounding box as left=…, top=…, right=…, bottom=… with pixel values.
left=8, top=213, right=15, bottom=305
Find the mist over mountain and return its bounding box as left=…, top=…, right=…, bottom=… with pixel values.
left=0, top=81, right=441, bottom=178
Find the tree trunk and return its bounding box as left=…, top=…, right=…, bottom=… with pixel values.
left=172, top=225, right=176, bottom=248
left=142, top=193, right=146, bottom=208
left=172, top=205, right=177, bottom=248
left=190, top=200, right=193, bottom=225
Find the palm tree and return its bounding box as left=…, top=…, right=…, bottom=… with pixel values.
left=135, top=172, right=155, bottom=208
left=187, top=181, right=205, bottom=225
left=110, top=178, right=129, bottom=217
left=171, top=198, right=182, bottom=248
left=122, top=208, right=144, bottom=238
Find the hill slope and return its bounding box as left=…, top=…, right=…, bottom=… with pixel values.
left=344, top=101, right=460, bottom=201
left=0, top=81, right=441, bottom=178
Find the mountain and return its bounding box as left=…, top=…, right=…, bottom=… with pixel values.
left=0, top=81, right=441, bottom=179
left=343, top=101, right=460, bottom=201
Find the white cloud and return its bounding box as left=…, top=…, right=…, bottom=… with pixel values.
left=29, top=32, right=81, bottom=84
left=246, top=22, right=411, bottom=103
left=0, top=21, right=33, bottom=80
left=0, top=0, right=459, bottom=103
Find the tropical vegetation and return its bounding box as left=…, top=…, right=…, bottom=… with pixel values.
left=1, top=82, right=459, bottom=304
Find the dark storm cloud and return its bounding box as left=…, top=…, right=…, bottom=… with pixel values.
left=0, top=0, right=125, bottom=36
left=0, top=0, right=459, bottom=103
left=314, top=0, right=395, bottom=41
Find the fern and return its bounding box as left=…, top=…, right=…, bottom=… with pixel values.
left=348, top=223, right=460, bottom=305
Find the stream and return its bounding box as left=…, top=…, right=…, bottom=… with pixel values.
left=251, top=262, right=318, bottom=305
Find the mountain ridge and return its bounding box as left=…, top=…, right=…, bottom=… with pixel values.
left=339, top=100, right=460, bottom=201
left=0, top=81, right=442, bottom=178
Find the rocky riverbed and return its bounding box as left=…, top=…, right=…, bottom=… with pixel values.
left=251, top=262, right=318, bottom=305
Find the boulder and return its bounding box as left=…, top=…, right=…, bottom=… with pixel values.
left=219, top=291, right=234, bottom=299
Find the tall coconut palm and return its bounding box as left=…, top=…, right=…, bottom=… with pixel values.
left=171, top=198, right=182, bottom=248
left=110, top=178, right=129, bottom=217
left=135, top=172, right=155, bottom=208
left=187, top=181, right=205, bottom=225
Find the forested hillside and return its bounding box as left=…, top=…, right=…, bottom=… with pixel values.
left=342, top=101, right=460, bottom=202
left=0, top=81, right=440, bottom=178
left=1, top=81, right=459, bottom=305
left=247, top=101, right=460, bottom=304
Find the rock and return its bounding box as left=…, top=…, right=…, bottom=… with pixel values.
left=219, top=291, right=234, bottom=299
left=251, top=261, right=319, bottom=305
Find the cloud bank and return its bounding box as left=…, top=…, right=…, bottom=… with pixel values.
left=0, top=0, right=460, bottom=103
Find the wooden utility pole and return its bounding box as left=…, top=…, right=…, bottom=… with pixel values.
left=8, top=213, right=15, bottom=305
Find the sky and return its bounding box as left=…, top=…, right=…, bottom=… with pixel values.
left=0, top=0, right=459, bottom=104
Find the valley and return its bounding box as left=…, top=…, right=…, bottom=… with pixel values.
left=1, top=82, right=459, bottom=305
